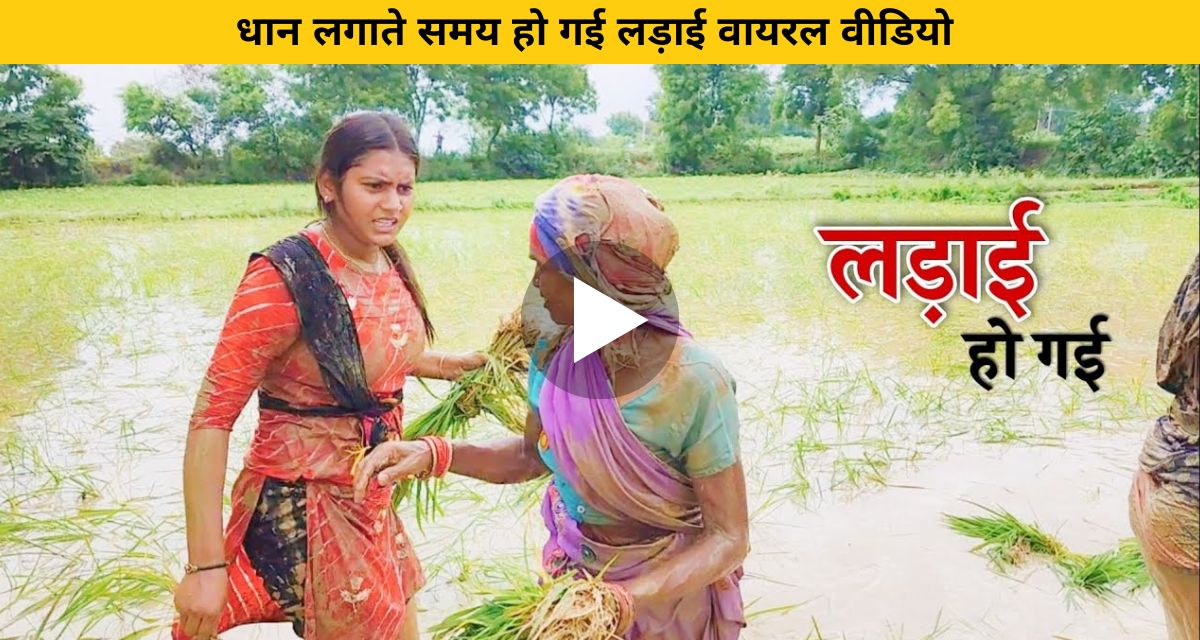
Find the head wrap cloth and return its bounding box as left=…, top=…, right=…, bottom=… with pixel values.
left=530, top=175, right=679, bottom=315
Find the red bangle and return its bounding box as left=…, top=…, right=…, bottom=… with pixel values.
left=608, top=583, right=635, bottom=635
left=418, top=436, right=453, bottom=479
left=437, top=438, right=453, bottom=477
left=415, top=436, right=438, bottom=479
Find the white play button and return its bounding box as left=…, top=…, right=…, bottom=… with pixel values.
left=573, top=278, right=647, bottom=363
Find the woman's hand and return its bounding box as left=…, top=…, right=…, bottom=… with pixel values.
left=604, top=463, right=749, bottom=609
left=610, top=578, right=651, bottom=621
left=413, top=350, right=488, bottom=381
left=175, top=568, right=227, bottom=639
left=450, top=351, right=488, bottom=379
left=603, top=581, right=637, bottom=635
left=352, top=440, right=433, bottom=503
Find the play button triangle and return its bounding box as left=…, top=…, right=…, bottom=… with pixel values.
left=572, top=278, right=647, bottom=363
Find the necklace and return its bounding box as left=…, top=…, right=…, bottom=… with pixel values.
left=321, top=221, right=388, bottom=272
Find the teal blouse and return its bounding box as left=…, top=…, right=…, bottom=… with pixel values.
left=529, top=338, right=741, bottom=524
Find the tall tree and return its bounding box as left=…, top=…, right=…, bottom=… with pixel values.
left=527, top=65, right=596, bottom=133
left=0, top=65, right=93, bottom=188
left=285, top=64, right=451, bottom=145
left=855, top=65, right=1019, bottom=171
left=654, top=64, right=767, bottom=173
left=1144, top=64, right=1198, bottom=176
left=210, top=65, right=310, bottom=179
left=443, top=65, right=595, bottom=154
left=121, top=79, right=219, bottom=159
left=607, top=111, right=644, bottom=138
left=773, top=65, right=842, bottom=155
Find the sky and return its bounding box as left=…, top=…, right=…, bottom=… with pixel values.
left=56, top=64, right=890, bottom=154
left=56, top=64, right=663, bottom=153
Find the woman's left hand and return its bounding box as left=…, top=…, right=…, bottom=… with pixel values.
left=446, top=351, right=487, bottom=380
left=415, top=350, right=488, bottom=381
left=606, top=581, right=639, bottom=635
left=352, top=440, right=432, bottom=503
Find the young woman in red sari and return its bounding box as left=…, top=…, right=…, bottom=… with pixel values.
left=172, top=112, right=484, bottom=640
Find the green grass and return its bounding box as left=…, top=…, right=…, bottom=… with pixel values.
left=2, top=173, right=1194, bottom=224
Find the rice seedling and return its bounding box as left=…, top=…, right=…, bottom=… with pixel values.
left=431, top=563, right=624, bottom=640
left=396, top=312, right=531, bottom=524
left=742, top=600, right=805, bottom=624
left=944, top=505, right=1069, bottom=569
left=945, top=506, right=1152, bottom=598
left=1055, top=538, right=1152, bottom=597
left=885, top=610, right=951, bottom=640
left=30, top=556, right=176, bottom=640
left=830, top=452, right=889, bottom=492
left=792, top=432, right=830, bottom=460
left=0, top=500, right=180, bottom=639
left=0, top=504, right=127, bottom=553
left=781, top=453, right=815, bottom=504
left=978, top=419, right=1063, bottom=447
left=802, top=617, right=829, bottom=640
left=432, top=566, right=546, bottom=638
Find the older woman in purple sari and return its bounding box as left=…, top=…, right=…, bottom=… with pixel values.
left=355, top=174, right=749, bottom=639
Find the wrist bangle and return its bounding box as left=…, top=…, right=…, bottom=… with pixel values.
left=415, top=436, right=438, bottom=479
left=184, top=561, right=228, bottom=574
left=608, top=583, right=635, bottom=634
left=417, top=436, right=452, bottom=478
left=434, top=438, right=453, bottom=478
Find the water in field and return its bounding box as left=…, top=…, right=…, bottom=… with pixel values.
left=1, top=174, right=1196, bottom=639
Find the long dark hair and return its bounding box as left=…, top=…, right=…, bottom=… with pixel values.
left=315, top=111, right=434, bottom=342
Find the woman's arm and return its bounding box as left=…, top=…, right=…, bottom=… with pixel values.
left=614, top=462, right=750, bottom=609
left=175, top=428, right=231, bottom=639
left=444, top=409, right=550, bottom=484
left=181, top=428, right=231, bottom=567
left=175, top=257, right=299, bottom=638
left=354, top=409, right=549, bottom=501
left=411, top=350, right=487, bottom=380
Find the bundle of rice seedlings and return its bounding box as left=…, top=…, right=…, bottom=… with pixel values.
left=431, top=567, right=546, bottom=639
left=944, top=505, right=1068, bottom=569
left=1055, top=538, right=1152, bottom=597
left=431, top=567, right=623, bottom=640
left=394, top=312, right=530, bottom=523
left=946, top=506, right=1153, bottom=598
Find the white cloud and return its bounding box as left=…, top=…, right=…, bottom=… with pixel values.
left=56, top=65, right=178, bottom=151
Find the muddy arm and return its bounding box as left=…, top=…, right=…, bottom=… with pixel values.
left=615, top=462, right=750, bottom=609
left=355, top=409, right=549, bottom=498
left=445, top=409, right=550, bottom=484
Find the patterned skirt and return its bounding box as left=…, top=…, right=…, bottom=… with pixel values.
left=244, top=478, right=310, bottom=636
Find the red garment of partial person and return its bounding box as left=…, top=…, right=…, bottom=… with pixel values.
left=174, top=226, right=426, bottom=639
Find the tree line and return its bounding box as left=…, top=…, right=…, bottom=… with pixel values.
left=1, top=64, right=1196, bottom=188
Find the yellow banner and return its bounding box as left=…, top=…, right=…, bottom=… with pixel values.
left=5, top=0, right=1199, bottom=63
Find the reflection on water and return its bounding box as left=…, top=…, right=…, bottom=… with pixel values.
left=0, top=291, right=1170, bottom=639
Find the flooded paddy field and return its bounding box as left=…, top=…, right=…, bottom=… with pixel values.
left=1, top=174, right=1196, bottom=639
